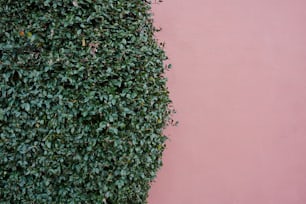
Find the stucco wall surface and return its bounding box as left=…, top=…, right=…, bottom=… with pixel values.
left=149, top=0, right=306, bottom=204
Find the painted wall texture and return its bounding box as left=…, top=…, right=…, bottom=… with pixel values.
left=149, top=0, right=306, bottom=203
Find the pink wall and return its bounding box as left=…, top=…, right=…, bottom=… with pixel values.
left=149, top=0, right=306, bottom=203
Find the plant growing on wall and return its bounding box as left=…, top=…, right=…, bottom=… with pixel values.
left=0, top=0, right=172, bottom=203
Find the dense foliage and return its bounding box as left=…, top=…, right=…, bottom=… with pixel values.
left=0, top=0, right=172, bottom=203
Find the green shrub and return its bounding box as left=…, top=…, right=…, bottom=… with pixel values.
left=0, top=1, right=172, bottom=203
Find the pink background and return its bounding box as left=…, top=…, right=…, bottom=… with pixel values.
left=149, top=0, right=306, bottom=204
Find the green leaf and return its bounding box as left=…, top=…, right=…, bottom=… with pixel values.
left=22, top=103, right=30, bottom=112
left=45, top=141, right=51, bottom=149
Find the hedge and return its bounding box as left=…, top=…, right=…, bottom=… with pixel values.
left=0, top=0, right=172, bottom=203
